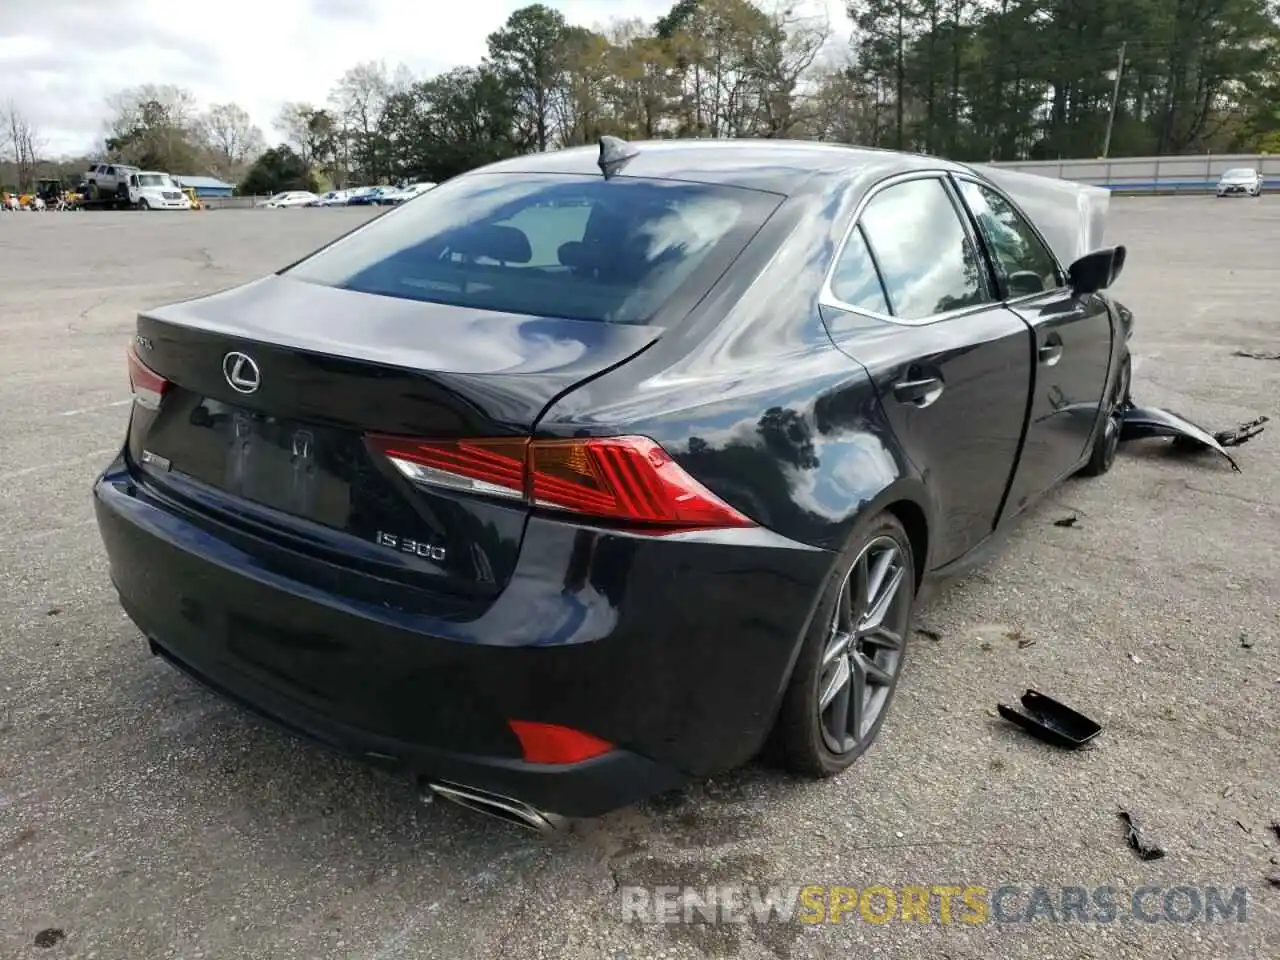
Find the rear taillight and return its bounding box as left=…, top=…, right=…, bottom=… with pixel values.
left=365, top=434, right=755, bottom=532
left=127, top=344, right=169, bottom=410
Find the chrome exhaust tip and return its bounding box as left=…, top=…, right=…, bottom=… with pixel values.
left=424, top=780, right=566, bottom=834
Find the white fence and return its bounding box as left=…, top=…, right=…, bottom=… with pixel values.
left=988, top=154, right=1279, bottom=194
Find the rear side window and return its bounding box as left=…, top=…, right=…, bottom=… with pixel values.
left=830, top=224, right=890, bottom=314
left=285, top=173, right=782, bottom=325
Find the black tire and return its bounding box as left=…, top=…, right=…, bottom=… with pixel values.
left=138, top=199, right=151, bottom=211
left=1079, top=351, right=1131, bottom=477
left=774, top=512, right=916, bottom=778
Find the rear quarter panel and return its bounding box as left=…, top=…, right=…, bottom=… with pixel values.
left=535, top=179, right=932, bottom=564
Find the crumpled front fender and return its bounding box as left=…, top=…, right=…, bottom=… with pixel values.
left=1119, top=406, right=1267, bottom=472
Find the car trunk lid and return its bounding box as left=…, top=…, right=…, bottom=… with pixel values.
left=126, top=275, right=660, bottom=603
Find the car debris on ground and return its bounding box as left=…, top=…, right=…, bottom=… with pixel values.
left=1118, top=810, right=1167, bottom=861
left=997, top=689, right=1102, bottom=749
left=1119, top=403, right=1267, bottom=472
left=1232, top=349, right=1280, bottom=361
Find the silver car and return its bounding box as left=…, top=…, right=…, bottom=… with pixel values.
left=1215, top=167, right=1263, bottom=197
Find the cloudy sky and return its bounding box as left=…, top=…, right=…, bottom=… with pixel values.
left=2, top=0, right=854, bottom=158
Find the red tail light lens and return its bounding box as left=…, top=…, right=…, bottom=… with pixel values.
left=364, top=434, right=755, bottom=532
left=507, top=720, right=614, bottom=765
left=127, top=344, right=169, bottom=410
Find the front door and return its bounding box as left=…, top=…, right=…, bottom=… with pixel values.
left=951, top=176, right=1115, bottom=518
left=820, top=174, right=1035, bottom=567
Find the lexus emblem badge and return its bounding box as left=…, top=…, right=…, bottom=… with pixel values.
left=222, top=352, right=261, bottom=394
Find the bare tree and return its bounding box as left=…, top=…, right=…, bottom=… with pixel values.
left=329, top=61, right=404, bottom=180
left=103, top=84, right=201, bottom=171
left=105, top=84, right=199, bottom=142
left=3, top=101, right=42, bottom=190
left=199, top=102, right=266, bottom=177
left=276, top=102, right=327, bottom=166
left=752, top=3, right=832, bottom=136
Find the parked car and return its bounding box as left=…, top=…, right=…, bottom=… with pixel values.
left=346, top=186, right=393, bottom=206
left=311, top=190, right=352, bottom=207
left=375, top=186, right=412, bottom=205
left=259, top=191, right=318, bottom=208
left=1215, top=167, right=1262, bottom=197
left=390, top=182, right=437, bottom=204
left=94, top=138, right=1133, bottom=828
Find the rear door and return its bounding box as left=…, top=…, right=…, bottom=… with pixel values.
left=950, top=174, right=1114, bottom=519
left=820, top=173, right=1034, bottom=567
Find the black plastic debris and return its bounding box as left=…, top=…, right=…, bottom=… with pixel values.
left=33, top=929, right=65, bottom=949
left=1214, top=415, right=1268, bottom=447
left=1270, top=820, right=1280, bottom=841
left=1053, top=515, right=1079, bottom=528
left=1233, top=349, right=1280, bottom=361
left=1265, top=870, right=1280, bottom=888
left=997, top=689, right=1102, bottom=749
left=1118, top=811, right=1167, bottom=861
left=916, top=628, right=941, bottom=642
left=1119, top=405, right=1267, bottom=472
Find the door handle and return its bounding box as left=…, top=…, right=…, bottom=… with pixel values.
left=892, top=376, right=944, bottom=407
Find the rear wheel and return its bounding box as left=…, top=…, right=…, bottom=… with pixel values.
left=775, top=513, right=915, bottom=777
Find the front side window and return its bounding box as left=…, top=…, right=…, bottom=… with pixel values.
left=859, top=178, right=990, bottom=320
left=957, top=180, right=1061, bottom=297
left=286, top=173, right=781, bottom=325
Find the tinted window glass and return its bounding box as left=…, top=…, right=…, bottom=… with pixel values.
left=830, top=224, right=890, bottom=314
left=958, top=180, right=1061, bottom=296
left=859, top=178, right=988, bottom=320
left=286, top=173, right=781, bottom=325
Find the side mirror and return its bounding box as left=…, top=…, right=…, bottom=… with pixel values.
left=1007, top=270, right=1046, bottom=297
left=1068, top=245, right=1126, bottom=294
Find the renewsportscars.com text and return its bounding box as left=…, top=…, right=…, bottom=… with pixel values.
left=619, top=884, right=1252, bottom=925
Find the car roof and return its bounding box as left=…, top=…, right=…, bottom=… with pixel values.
left=470, top=138, right=971, bottom=196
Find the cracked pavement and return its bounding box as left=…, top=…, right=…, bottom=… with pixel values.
left=1, top=201, right=1277, bottom=959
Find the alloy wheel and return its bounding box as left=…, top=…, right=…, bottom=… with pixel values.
left=817, top=536, right=911, bottom=755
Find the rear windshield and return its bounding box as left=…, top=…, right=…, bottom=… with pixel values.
left=284, top=173, right=781, bottom=325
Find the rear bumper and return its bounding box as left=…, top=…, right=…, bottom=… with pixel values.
left=93, top=455, right=833, bottom=817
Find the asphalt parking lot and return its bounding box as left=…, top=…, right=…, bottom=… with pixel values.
left=1, top=199, right=1278, bottom=959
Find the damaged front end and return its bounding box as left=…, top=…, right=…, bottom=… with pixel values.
left=1119, top=405, right=1268, bottom=472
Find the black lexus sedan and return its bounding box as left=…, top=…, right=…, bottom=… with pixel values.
left=94, top=137, right=1133, bottom=828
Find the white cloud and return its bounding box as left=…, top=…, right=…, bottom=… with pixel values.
left=2, top=0, right=851, bottom=159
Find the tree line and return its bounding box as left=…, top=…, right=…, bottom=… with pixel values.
left=5, top=0, right=1278, bottom=194
left=246, top=0, right=1280, bottom=191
